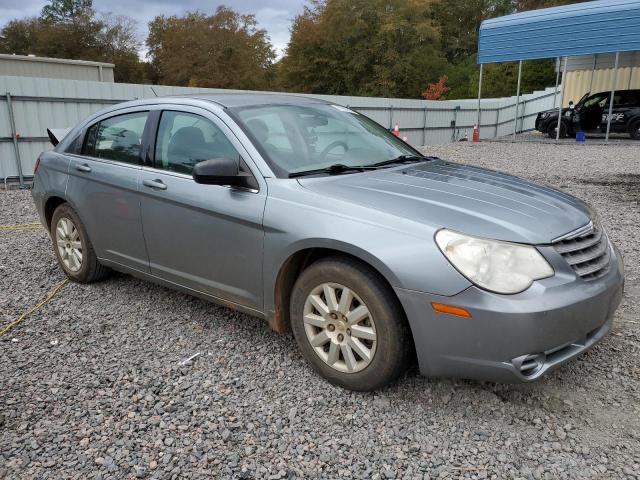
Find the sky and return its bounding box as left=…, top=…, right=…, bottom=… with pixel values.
left=0, top=0, right=306, bottom=57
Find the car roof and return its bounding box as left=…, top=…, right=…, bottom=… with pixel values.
left=187, top=92, right=331, bottom=108
left=592, top=89, right=640, bottom=96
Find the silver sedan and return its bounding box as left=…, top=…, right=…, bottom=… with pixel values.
left=32, top=93, right=624, bottom=390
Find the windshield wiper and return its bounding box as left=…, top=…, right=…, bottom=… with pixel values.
left=369, top=155, right=431, bottom=168
left=288, top=155, right=433, bottom=178
left=289, top=163, right=378, bottom=178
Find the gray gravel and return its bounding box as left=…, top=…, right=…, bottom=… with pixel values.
left=2, top=141, right=640, bottom=479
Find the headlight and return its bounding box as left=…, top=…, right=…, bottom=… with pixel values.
left=540, top=113, right=549, bottom=119
left=435, top=230, right=554, bottom=294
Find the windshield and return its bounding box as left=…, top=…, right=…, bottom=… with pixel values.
left=583, top=93, right=609, bottom=108
left=575, top=92, right=590, bottom=107
left=232, top=104, right=419, bottom=177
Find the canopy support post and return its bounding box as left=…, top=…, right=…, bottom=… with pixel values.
left=476, top=63, right=483, bottom=136
left=605, top=51, right=620, bottom=143
left=556, top=56, right=568, bottom=142
left=553, top=57, right=560, bottom=108
left=589, top=54, right=597, bottom=94
left=513, top=60, right=523, bottom=140
left=6, top=91, right=25, bottom=188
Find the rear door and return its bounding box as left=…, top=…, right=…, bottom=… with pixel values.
left=138, top=106, right=266, bottom=311
left=65, top=109, right=151, bottom=272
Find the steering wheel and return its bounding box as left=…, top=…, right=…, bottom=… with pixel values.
left=319, top=141, right=349, bottom=161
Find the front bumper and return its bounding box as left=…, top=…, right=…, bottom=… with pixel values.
left=396, top=244, right=624, bottom=383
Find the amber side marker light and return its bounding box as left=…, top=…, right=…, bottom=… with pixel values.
left=431, top=302, right=472, bottom=318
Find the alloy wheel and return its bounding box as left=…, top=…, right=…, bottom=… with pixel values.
left=55, top=217, right=83, bottom=272
left=302, top=282, right=377, bottom=373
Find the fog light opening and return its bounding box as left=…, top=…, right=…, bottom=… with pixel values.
left=515, top=353, right=546, bottom=377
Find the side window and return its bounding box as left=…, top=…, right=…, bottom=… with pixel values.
left=618, top=91, right=638, bottom=107
left=611, top=93, right=623, bottom=107
left=83, top=111, right=149, bottom=164
left=155, top=111, right=240, bottom=174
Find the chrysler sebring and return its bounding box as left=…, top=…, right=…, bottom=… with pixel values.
left=32, top=93, right=624, bottom=391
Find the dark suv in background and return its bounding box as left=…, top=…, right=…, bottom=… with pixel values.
left=535, top=89, right=640, bottom=140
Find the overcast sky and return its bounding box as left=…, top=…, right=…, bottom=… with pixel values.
left=0, top=0, right=306, bottom=57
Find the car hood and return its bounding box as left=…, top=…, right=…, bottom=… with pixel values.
left=296, top=159, right=592, bottom=244
left=539, top=107, right=570, bottom=117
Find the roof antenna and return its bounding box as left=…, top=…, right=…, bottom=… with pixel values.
left=150, top=86, right=158, bottom=97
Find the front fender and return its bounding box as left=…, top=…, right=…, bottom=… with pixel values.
left=262, top=180, right=471, bottom=317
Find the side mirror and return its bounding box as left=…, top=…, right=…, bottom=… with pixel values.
left=192, top=158, right=256, bottom=189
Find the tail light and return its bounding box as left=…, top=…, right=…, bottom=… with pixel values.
left=34, top=153, right=42, bottom=174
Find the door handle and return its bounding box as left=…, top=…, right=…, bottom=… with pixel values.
left=75, top=163, right=91, bottom=173
left=143, top=179, right=167, bottom=190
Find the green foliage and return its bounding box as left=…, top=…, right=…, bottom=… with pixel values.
left=431, top=0, right=513, bottom=64
left=0, top=0, right=146, bottom=83
left=278, top=0, right=447, bottom=98
left=41, top=0, right=93, bottom=23
left=279, top=0, right=583, bottom=98
left=0, top=0, right=585, bottom=95
left=146, top=7, right=276, bottom=90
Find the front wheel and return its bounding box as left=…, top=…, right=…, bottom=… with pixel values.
left=290, top=256, right=411, bottom=391
left=547, top=121, right=567, bottom=139
left=629, top=119, right=640, bottom=140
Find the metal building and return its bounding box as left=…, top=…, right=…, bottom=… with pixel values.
left=0, top=54, right=114, bottom=82
left=560, top=53, right=640, bottom=107
left=476, top=0, right=640, bottom=141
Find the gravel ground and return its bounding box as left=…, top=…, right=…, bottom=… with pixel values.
left=1, top=142, right=639, bottom=479
left=492, top=131, right=638, bottom=145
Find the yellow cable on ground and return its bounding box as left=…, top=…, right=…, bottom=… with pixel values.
left=0, top=223, right=42, bottom=231
left=0, top=279, right=68, bottom=337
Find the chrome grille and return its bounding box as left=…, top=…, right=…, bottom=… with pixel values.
left=553, top=222, right=610, bottom=281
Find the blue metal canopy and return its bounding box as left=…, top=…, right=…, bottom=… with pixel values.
left=478, top=0, right=640, bottom=64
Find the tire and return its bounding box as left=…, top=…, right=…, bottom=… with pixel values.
left=547, top=121, right=567, bottom=139
left=629, top=119, right=640, bottom=140
left=290, top=256, right=411, bottom=391
left=50, top=203, right=110, bottom=283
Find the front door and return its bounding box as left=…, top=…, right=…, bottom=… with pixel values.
left=579, top=93, right=608, bottom=130
left=66, top=109, right=151, bottom=272
left=139, top=107, right=266, bottom=311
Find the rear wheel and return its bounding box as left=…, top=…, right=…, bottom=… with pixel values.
left=51, top=204, right=110, bottom=283
left=290, top=256, right=411, bottom=391
left=547, top=121, right=567, bottom=139
left=629, top=119, right=640, bottom=140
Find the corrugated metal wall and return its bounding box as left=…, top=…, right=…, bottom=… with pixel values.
left=563, top=67, right=640, bottom=107
left=557, top=53, right=640, bottom=107
left=0, top=75, right=560, bottom=182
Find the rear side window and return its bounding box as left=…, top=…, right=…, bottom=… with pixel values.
left=83, top=111, right=149, bottom=164
left=618, top=91, right=639, bottom=106
left=154, top=111, right=240, bottom=174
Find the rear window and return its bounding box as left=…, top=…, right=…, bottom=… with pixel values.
left=83, top=111, right=149, bottom=164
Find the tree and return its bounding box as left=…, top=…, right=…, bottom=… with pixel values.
left=97, top=13, right=146, bottom=83
left=41, top=0, right=93, bottom=23
left=430, top=0, right=585, bottom=99
left=278, top=0, right=447, bottom=98
left=431, top=0, right=512, bottom=64
left=0, top=0, right=147, bottom=83
left=422, top=75, right=449, bottom=100
left=146, top=7, right=275, bottom=89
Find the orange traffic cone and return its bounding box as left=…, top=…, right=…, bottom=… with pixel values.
left=393, top=122, right=400, bottom=137
left=472, top=125, right=479, bottom=143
